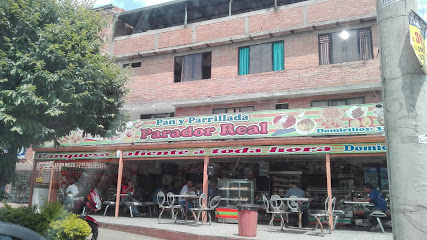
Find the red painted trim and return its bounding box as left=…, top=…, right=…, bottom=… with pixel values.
left=215, top=215, right=238, bottom=219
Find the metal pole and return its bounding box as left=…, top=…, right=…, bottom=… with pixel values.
left=274, top=0, right=277, bottom=10
left=202, top=156, right=209, bottom=223
left=115, top=150, right=124, bottom=218
left=325, top=154, right=333, bottom=230
left=229, top=0, right=233, bottom=16
left=28, top=160, right=37, bottom=206
left=47, top=160, right=55, bottom=203
left=376, top=0, right=427, bottom=238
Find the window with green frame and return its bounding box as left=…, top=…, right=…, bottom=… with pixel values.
left=238, top=41, right=284, bottom=75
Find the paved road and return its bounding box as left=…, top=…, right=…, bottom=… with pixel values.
left=97, top=228, right=162, bottom=240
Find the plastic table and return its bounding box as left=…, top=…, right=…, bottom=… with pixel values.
left=282, top=197, right=309, bottom=229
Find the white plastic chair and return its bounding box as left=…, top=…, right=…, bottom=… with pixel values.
left=370, top=210, right=387, bottom=233
left=204, top=196, right=221, bottom=224
left=332, top=209, right=345, bottom=229
left=263, top=195, right=289, bottom=230
left=157, top=191, right=177, bottom=223
left=286, top=195, right=299, bottom=213
left=309, top=197, right=336, bottom=236
left=167, top=192, right=183, bottom=222
left=190, top=193, right=208, bottom=226
left=286, top=195, right=304, bottom=228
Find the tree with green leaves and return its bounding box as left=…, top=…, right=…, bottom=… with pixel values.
left=0, top=0, right=130, bottom=186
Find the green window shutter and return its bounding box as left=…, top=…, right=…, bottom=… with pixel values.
left=238, top=47, right=250, bottom=75
left=272, top=42, right=284, bottom=71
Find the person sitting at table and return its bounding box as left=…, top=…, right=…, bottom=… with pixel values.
left=284, top=182, right=309, bottom=228
left=122, top=179, right=141, bottom=216
left=353, top=183, right=387, bottom=231
left=208, top=181, right=217, bottom=201
left=179, top=180, right=196, bottom=211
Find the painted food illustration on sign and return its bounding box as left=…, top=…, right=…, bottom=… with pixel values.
left=319, top=118, right=345, bottom=129
left=345, top=106, right=374, bottom=128
left=122, top=120, right=144, bottom=143
left=346, top=106, right=368, bottom=119
left=319, top=106, right=345, bottom=119
left=272, top=114, right=296, bottom=129
left=319, top=107, right=345, bottom=129
left=295, top=118, right=316, bottom=135
left=372, top=104, right=385, bottom=126
left=271, top=114, right=297, bottom=136
left=349, top=117, right=373, bottom=127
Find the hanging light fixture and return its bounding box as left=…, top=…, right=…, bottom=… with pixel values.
left=340, top=30, right=350, bottom=40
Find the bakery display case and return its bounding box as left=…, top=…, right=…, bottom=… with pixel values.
left=217, top=178, right=254, bottom=206
left=216, top=179, right=255, bottom=223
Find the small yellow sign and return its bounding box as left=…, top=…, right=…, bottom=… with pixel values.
left=409, top=10, right=427, bottom=74
left=35, top=178, right=43, bottom=183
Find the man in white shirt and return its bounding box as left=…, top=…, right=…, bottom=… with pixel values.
left=179, top=180, right=195, bottom=210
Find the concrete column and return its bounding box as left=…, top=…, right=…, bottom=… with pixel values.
left=376, top=0, right=427, bottom=238
left=28, top=160, right=37, bottom=206
left=115, top=150, right=124, bottom=218
left=202, top=156, right=209, bottom=222
left=47, top=161, right=55, bottom=203
left=325, top=154, right=333, bottom=230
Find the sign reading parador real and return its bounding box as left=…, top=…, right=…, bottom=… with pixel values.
left=46, top=104, right=385, bottom=146
left=35, top=143, right=387, bottom=160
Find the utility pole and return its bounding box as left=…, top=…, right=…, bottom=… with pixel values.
left=376, top=0, right=427, bottom=239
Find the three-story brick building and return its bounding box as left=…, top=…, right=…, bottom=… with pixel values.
left=34, top=0, right=390, bottom=227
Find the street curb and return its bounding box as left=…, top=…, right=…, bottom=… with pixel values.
left=99, top=222, right=246, bottom=240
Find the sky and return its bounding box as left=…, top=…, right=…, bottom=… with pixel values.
left=93, top=0, right=176, bottom=10
left=417, top=0, right=427, bottom=19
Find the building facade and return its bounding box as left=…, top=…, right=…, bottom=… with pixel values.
left=32, top=0, right=389, bottom=227
left=112, top=0, right=381, bottom=118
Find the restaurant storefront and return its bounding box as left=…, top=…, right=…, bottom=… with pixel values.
left=30, top=103, right=389, bottom=226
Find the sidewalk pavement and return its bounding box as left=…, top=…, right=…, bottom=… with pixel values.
left=97, top=228, right=162, bottom=240
left=94, top=215, right=393, bottom=240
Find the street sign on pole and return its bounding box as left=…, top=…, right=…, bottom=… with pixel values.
left=409, top=10, right=427, bottom=74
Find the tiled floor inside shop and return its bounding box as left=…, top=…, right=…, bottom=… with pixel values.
left=94, top=215, right=393, bottom=240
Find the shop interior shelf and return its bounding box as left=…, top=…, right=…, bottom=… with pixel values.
left=218, top=188, right=249, bottom=191
left=221, top=198, right=249, bottom=201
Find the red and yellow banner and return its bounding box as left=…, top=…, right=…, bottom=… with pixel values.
left=35, top=143, right=386, bottom=161
left=43, top=104, right=385, bottom=147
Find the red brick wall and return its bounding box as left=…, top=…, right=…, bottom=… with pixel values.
left=114, top=34, right=156, bottom=56
left=124, top=22, right=381, bottom=107
left=174, top=91, right=381, bottom=117
left=307, top=0, right=376, bottom=24
left=196, top=18, right=246, bottom=42
left=113, top=0, right=377, bottom=57
left=158, top=28, right=193, bottom=49
left=248, top=6, right=304, bottom=34
left=117, top=0, right=381, bottom=115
